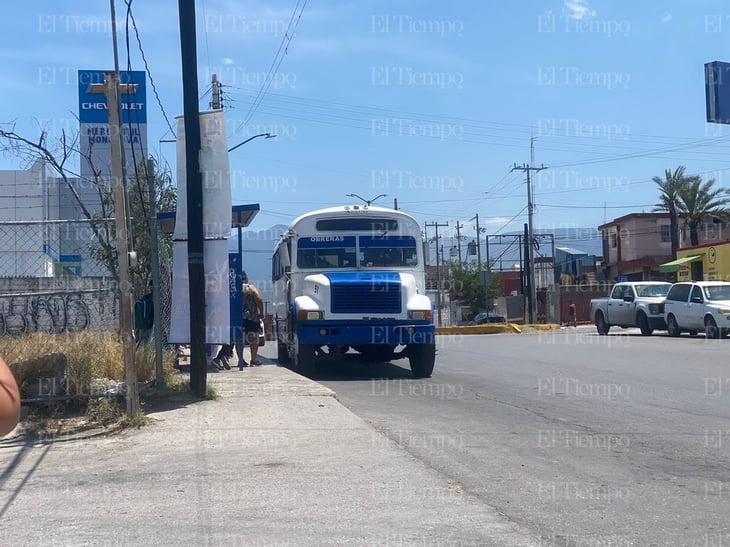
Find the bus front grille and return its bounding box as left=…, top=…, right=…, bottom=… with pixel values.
left=330, top=282, right=401, bottom=314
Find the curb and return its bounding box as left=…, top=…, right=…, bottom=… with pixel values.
left=436, top=323, right=561, bottom=335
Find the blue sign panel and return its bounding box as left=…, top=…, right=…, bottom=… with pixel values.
left=78, top=70, right=147, bottom=124
left=229, top=252, right=243, bottom=343
left=705, top=61, right=730, bottom=125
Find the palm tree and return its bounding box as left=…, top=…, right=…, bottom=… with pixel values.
left=676, top=176, right=730, bottom=246
left=653, top=166, right=688, bottom=258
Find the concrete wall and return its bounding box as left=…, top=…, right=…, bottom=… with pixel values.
left=0, top=277, right=118, bottom=335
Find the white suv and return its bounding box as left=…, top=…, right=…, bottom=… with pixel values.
left=664, top=281, right=730, bottom=339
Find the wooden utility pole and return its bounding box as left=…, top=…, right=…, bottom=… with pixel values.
left=455, top=221, right=464, bottom=267
left=179, top=0, right=207, bottom=397
left=91, top=72, right=139, bottom=415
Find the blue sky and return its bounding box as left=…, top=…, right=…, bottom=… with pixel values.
left=2, top=0, right=730, bottom=252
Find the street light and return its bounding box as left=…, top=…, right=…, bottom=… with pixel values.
left=228, top=132, right=276, bottom=153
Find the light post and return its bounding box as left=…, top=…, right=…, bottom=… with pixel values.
left=228, top=132, right=276, bottom=153
left=228, top=131, right=277, bottom=283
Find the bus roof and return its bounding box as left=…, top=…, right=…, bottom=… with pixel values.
left=284, top=205, right=421, bottom=232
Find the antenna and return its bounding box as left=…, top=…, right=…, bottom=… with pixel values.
left=346, top=193, right=387, bottom=206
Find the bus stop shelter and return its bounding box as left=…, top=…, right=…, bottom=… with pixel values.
left=157, top=203, right=260, bottom=342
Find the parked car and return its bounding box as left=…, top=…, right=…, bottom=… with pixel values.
left=664, top=281, right=730, bottom=339
left=590, top=281, right=671, bottom=336
left=472, top=311, right=507, bottom=324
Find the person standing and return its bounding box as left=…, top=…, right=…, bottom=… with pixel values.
left=236, top=272, right=264, bottom=369
left=568, top=300, right=577, bottom=327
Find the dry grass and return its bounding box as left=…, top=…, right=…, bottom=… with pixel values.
left=0, top=331, right=177, bottom=396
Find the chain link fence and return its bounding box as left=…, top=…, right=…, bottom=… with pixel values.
left=0, top=219, right=174, bottom=377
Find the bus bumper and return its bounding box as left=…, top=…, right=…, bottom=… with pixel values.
left=295, top=323, right=435, bottom=346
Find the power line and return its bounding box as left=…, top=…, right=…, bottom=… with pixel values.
left=125, top=0, right=176, bottom=139
left=237, top=0, right=308, bottom=129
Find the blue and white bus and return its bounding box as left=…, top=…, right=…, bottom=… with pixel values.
left=271, top=204, right=436, bottom=377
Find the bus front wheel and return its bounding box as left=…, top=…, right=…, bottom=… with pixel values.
left=409, top=343, right=435, bottom=378
left=294, top=337, right=316, bottom=372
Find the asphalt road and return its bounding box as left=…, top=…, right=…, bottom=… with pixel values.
left=303, top=327, right=730, bottom=546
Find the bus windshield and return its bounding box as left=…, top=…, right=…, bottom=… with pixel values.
left=359, top=236, right=418, bottom=268
left=295, top=235, right=418, bottom=269
left=297, top=236, right=357, bottom=269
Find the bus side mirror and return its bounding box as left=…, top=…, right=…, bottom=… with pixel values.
left=281, top=246, right=291, bottom=269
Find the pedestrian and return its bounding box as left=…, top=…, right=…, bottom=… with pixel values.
left=236, top=272, right=264, bottom=369
left=568, top=299, right=577, bottom=327
left=0, top=354, right=21, bottom=437
left=211, top=344, right=233, bottom=370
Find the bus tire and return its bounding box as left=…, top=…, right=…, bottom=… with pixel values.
left=277, top=340, right=291, bottom=364
left=294, top=341, right=316, bottom=372
left=409, top=343, right=435, bottom=378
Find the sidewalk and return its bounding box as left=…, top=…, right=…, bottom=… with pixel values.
left=0, top=345, right=542, bottom=546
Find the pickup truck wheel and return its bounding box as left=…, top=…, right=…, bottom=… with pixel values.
left=595, top=312, right=610, bottom=335
left=637, top=312, right=653, bottom=336
left=705, top=316, right=720, bottom=340
left=667, top=315, right=681, bottom=337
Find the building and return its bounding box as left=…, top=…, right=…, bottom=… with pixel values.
left=599, top=213, right=677, bottom=281
left=0, top=159, right=59, bottom=277
left=554, top=246, right=603, bottom=285
left=663, top=241, right=730, bottom=282
left=600, top=212, right=730, bottom=282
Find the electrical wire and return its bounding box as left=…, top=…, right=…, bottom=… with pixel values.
left=236, top=0, right=308, bottom=130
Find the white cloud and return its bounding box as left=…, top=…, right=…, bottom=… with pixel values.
left=563, top=0, right=596, bottom=20
left=661, top=14, right=673, bottom=23
left=223, top=58, right=234, bottom=65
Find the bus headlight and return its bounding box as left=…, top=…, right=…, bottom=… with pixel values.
left=297, top=310, right=324, bottom=321
left=408, top=310, right=432, bottom=321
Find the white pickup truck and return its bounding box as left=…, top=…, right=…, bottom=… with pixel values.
left=590, top=281, right=672, bottom=336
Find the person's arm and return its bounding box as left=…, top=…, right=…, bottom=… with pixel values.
left=253, top=285, right=264, bottom=317
left=0, top=355, right=20, bottom=436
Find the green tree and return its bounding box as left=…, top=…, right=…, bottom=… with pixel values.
left=653, top=166, right=690, bottom=259
left=444, top=260, right=501, bottom=314
left=676, top=175, right=730, bottom=247
left=89, top=159, right=176, bottom=289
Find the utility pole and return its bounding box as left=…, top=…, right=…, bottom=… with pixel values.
left=455, top=221, right=464, bottom=267
left=425, top=221, right=448, bottom=326
left=90, top=72, right=139, bottom=415
left=512, top=151, right=547, bottom=324
left=147, top=158, right=164, bottom=388
left=179, top=0, right=207, bottom=397
left=210, top=73, right=222, bottom=110
left=472, top=214, right=482, bottom=272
